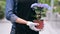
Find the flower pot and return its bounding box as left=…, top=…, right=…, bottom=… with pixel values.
left=33, top=19, right=44, bottom=29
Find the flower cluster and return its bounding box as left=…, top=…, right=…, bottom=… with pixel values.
left=31, top=3, right=51, bottom=11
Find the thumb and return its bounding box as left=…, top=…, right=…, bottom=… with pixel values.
left=33, top=23, right=39, bottom=26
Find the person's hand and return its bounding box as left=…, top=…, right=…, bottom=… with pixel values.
left=26, top=21, right=41, bottom=31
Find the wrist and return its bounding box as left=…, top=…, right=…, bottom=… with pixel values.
left=26, top=21, right=33, bottom=26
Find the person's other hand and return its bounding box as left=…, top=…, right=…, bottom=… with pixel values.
left=26, top=21, right=41, bottom=31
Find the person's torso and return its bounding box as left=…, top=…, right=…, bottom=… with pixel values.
left=13, top=0, right=37, bottom=21
left=11, top=0, right=38, bottom=33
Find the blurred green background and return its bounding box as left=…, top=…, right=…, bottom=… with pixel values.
left=0, top=0, right=60, bottom=19
left=0, top=0, right=6, bottom=19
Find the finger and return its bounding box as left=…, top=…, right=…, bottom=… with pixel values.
left=33, top=23, right=39, bottom=26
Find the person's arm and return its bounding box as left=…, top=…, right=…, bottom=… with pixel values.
left=5, top=0, right=28, bottom=24
left=5, top=0, right=41, bottom=31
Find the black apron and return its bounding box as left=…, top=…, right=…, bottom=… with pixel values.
left=12, top=0, right=39, bottom=34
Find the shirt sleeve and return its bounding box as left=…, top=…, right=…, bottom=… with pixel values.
left=5, top=0, right=19, bottom=22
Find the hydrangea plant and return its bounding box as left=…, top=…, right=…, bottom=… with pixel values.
left=31, top=3, right=51, bottom=20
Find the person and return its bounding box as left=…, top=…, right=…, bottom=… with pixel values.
left=5, top=0, right=41, bottom=34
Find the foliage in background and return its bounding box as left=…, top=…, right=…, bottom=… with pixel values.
left=0, top=1, right=6, bottom=19
left=0, top=1, right=6, bottom=11
left=0, top=6, right=4, bottom=19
